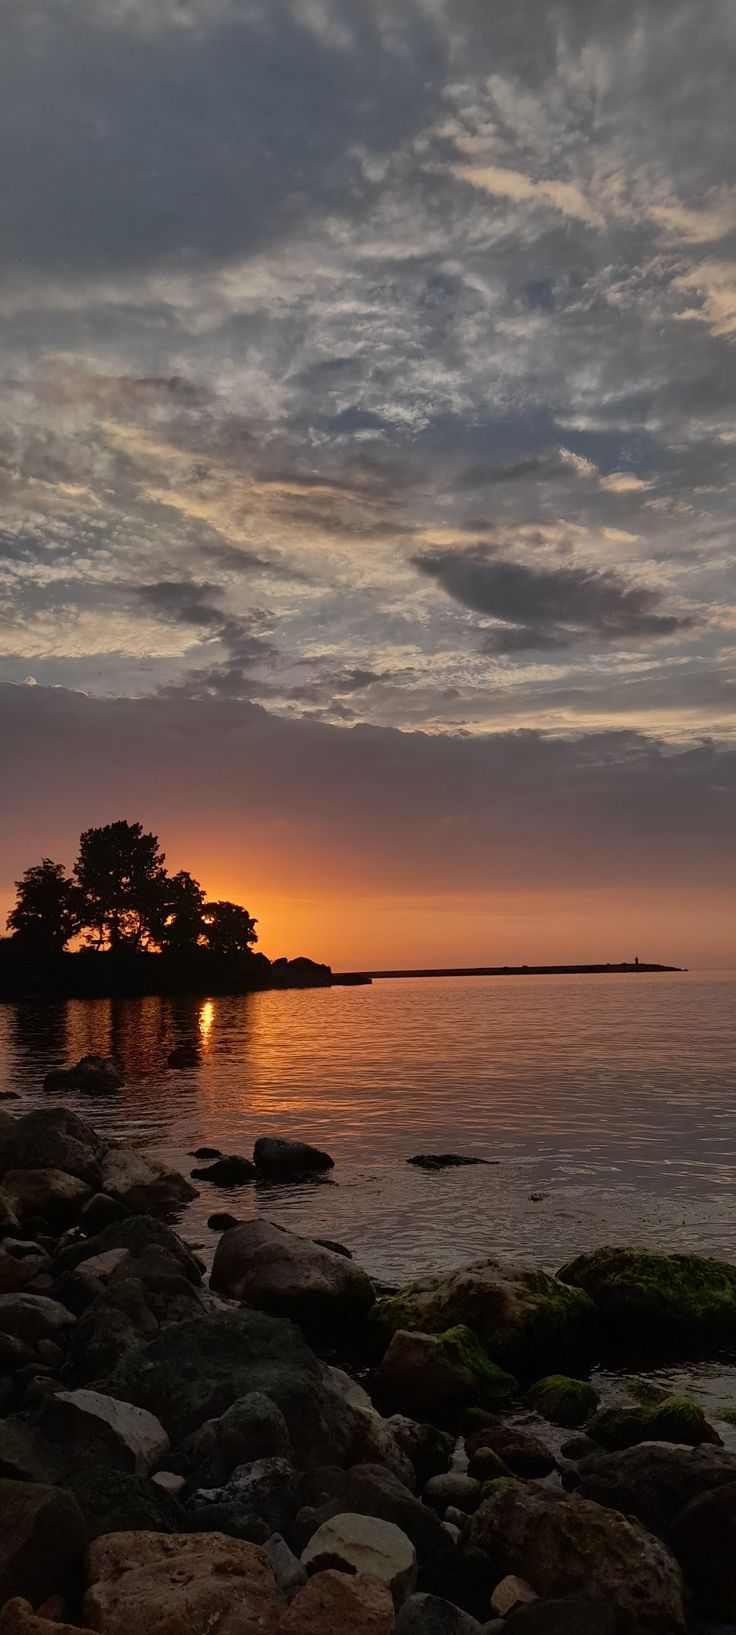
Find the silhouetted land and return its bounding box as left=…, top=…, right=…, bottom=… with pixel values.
left=338, top=962, right=683, bottom=980
left=0, top=946, right=366, bottom=1003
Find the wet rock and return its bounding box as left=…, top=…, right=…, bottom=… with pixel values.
left=53, top=1213, right=204, bottom=1284
left=185, top=1391, right=294, bottom=1485
left=2, top=1169, right=91, bottom=1228
left=82, top=1530, right=284, bottom=1634
left=561, top=1435, right=602, bottom=1462
left=189, top=1457, right=305, bottom=1538
left=559, top=1246, right=736, bottom=1357
left=280, top=1569, right=395, bottom=1635
left=396, top=1591, right=483, bottom=1633
left=423, top=1473, right=483, bottom=1515
left=99, top=1147, right=197, bottom=1215
left=490, top=1575, right=537, bottom=1617
left=469, top=1482, right=685, bottom=1634
left=0, top=1108, right=105, bottom=1188
left=669, top=1478, right=736, bottom=1619
left=40, top=1386, right=170, bottom=1475
left=191, top=1155, right=257, bottom=1185
left=576, top=1441, right=736, bottom=1536
left=417, top=1545, right=499, bottom=1622
left=44, top=1056, right=123, bottom=1095
left=314, top=1237, right=353, bottom=1257
left=68, top=1248, right=207, bottom=1383
left=254, top=1136, right=334, bottom=1179
left=407, top=1155, right=490, bottom=1171
left=208, top=1211, right=241, bottom=1231
left=210, top=1219, right=374, bottom=1336
left=0, top=1600, right=97, bottom=1635
left=528, top=1376, right=599, bottom=1429
left=465, top=1446, right=514, bottom=1483
left=0, top=1293, right=75, bottom=1347
left=78, top=1193, right=130, bottom=1234
left=326, top=1369, right=415, bottom=1486
left=370, top=1259, right=595, bottom=1378
left=168, top=1045, right=200, bottom=1068
left=67, top=1464, right=182, bottom=1540
left=586, top=1396, right=721, bottom=1451
left=305, top=1462, right=447, bottom=1561
left=374, top=1326, right=516, bottom=1423
left=0, top=1479, right=87, bottom=1607
left=192, top=1147, right=224, bottom=1160
left=301, top=1512, right=417, bottom=1607
left=466, top=1426, right=556, bottom=1479
left=264, top=1532, right=308, bottom=1598
left=503, top=1600, right=621, bottom=1634
left=387, top=1416, right=455, bottom=1487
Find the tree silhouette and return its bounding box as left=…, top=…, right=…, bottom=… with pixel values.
left=158, top=870, right=206, bottom=954
left=74, top=821, right=168, bottom=951
left=203, top=900, right=258, bottom=957
left=7, top=859, right=82, bottom=952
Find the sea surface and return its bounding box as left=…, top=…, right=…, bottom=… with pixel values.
left=1, top=969, right=735, bottom=1284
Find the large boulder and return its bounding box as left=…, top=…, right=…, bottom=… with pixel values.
left=210, top=1219, right=375, bottom=1336
left=0, top=1292, right=75, bottom=1347
left=469, top=1482, right=686, bottom=1633
left=40, top=1387, right=170, bottom=1476
left=370, top=1259, right=595, bottom=1376
left=254, top=1136, right=334, bottom=1179
left=301, top=1512, right=417, bottom=1607
left=373, top=1326, right=516, bottom=1423
left=67, top=1464, right=182, bottom=1541
left=304, top=1462, right=448, bottom=1561
left=0, top=1108, right=105, bottom=1187
left=0, top=1480, right=87, bottom=1607
left=669, top=1478, right=736, bottom=1619
left=1, top=1168, right=91, bottom=1227
left=98, top=1147, right=197, bottom=1216
left=104, top=1309, right=373, bottom=1467
left=53, top=1214, right=203, bottom=1284
left=67, top=1246, right=208, bottom=1383
left=576, top=1441, right=736, bottom=1537
left=279, top=1569, right=395, bottom=1635
left=559, top=1246, right=736, bottom=1356
left=82, top=1530, right=284, bottom=1633
left=466, top=1425, right=556, bottom=1480
left=387, top=1416, right=455, bottom=1487
left=185, top=1392, right=295, bottom=1486
left=188, top=1456, right=305, bottom=1541
left=585, top=1395, right=721, bottom=1451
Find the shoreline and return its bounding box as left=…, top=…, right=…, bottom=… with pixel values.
left=338, top=962, right=683, bottom=981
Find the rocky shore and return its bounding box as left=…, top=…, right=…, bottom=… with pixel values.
left=2, top=1088, right=736, bottom=1634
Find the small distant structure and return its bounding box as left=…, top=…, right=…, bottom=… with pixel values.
left=635, top=955, right=639, bottom=967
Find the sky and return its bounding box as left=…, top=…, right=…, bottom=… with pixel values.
left=1, top=0, right=735, bottom=967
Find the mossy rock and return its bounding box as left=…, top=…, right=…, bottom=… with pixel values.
left=372, top=1323, right=516, bottom=1423
left=586, top=1394, right=721, bottom=1451
left=528, top=1374, right=600, bottom=1428
left=368, top=1257, right=596, bottom=1378
left=559, top=1246, right=736, bottom=1357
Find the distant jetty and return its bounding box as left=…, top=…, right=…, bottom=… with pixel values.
left=337, top=961, right=683, bottom=981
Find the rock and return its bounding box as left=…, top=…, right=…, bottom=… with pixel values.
left=53, top=1213, right=203, bottom=1284
left=254, top=1136, right=334, bottom=1179
left=0, top=1600, right=97, bottom=1635
left=168, top=1045, right=200, bottom=1067
left=210, top=1219, right=374, bottom=1336
left=388, top=1417, right=455, bottom=1487
left=78, top=1194, right=130, bottom=1234
left=0, top=1193, right=21, bottom=1238
left=67, top=1464, right=182, bottom=1540
left=490, top=1575, right=537, bottom=1616
left=152, top=1471, right=186, bottom=1499
left=68, top=1247, right=207, bottom=1384
left=370, top=1260, right=595, bottom=1377
left=74, top=1247, right=131, bottom=1282
left=305, top=1462, right=447, bottom=1561
left=192, top=1147, right=224, bottom=1160
left=374, top=1327, right=516, bottom=1423
left=396, top=1591, right=483, bottom=1633
left=301, top=1512, right=417, bottom=1607
left=423, top=1473, right=483, bottom=1515
left=0, top=1092, right=20, bottom=1101
left=326, top=1369, right=415, bottom=1487
left=443, top=1522, right=463, bottom=1544
left=669, top=1478, right=736, bottom=1619
left=99, top=1147, right=196, bottom=1215
left=191, top=1155, right=257, bottom=1185
left=1, top=1169, right=91, bottom=1227
left=40, top=1387, right=170, bottom=1475
left=0, top=1293, right=75, bottom=1347
left=0, top=1419, right=68, bottom=1484
left=561, top=1435, right=602, bottom=1462
left=82, top=1530, right=284, bottom=1633
left=264, top=1532, right=308, bottom=1598
left=314, top=1238, right=353, bottom=1258
left=407, top=1155, right=490, bottom=1171
left=586, top=1396, right=721, bottom=1451
left=0, top=1479, right=87, bottom=1607
left=559, top=1246, right=736, bottom=1357
left=528, top=1376, right=599, bottom=1428
left=576, top=1442, right=736, bottom=1538
left=104, top=1308, right=369, bottom=1466
left=186, top=1392, right=295, bottom=1484
left=469, top=1482, right=685, bottom=1633
left=189, top=1457, right=305, bottom=1538
left=503, top=1600, right=621, bottom=1634
left=466, top=1426, right=556, bottom=1479
left=0, top=1109, right=105, bottom=1186
left=0, top=1246, right=50, bottom=1296
left=464, top=1447, right=514, bottom=1483
left=279, top=1569, right=395, bottom=1634
left=417, top=1546, right=499, bottom=1621
left=208, top=1212, right=241, bottom=1231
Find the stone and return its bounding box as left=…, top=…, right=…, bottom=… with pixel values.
left=465, top=1447, right=514, bottom=1483
left=99, top=1147, right=197, bottom=1215
left=210, top=1219, right=375, bottom=1336
left=0, top=1247, right=49, bottom=1295
left=0, top=1601, right=97, bottom=1635
left=576, top=1441, right=736, bottom=1537
left=423, top=1473, right=483, bottom=1515
left=466, top=1426, right=556, bottom=1479
left=503, top=1601, right=621, bottom=1634
left=0, top=1109, right=105, bottom=1187
left=469, top=1482, right=685, bottom=1634
left=1, top=1169, right=91, bottom=1227
left=0, top=1293, right=75, bottom=1347
left=528, top=1375, right=600, bottom=1428
left=67, top=1465, right=182, bottom=1540
left=417, top=1548, right=499, bottom=1622
left=0, top=1419, right=68, bottom=1484
left=559, top=1246, right=736, bottom=1357
left=327, top=1368, right=415, bottom=1486
left=40, top=1387, right=170, bottom=1475
left=68, top=1249, right=207, bottom=1384
left=53, top=1213, right=203, bottom=1284
left=0, top=1193, right=21, bottom=1238
left=192, top=1147, right=224, bottom=1160
left=407, top=1155, right=491, bottom=1171
left=263, top=1532, right=308, bottom=1598
left=254, top=1136, right=334, bottom=1178
left=44, top=1055, right=123, bottom=1095
left=370, top=1259, right=595, bottom=1377
left=301, top=1512, right=417, bottom=1607
left=396, top=1591, right=483, bottom=1633
left=189, top=1457, right=305, bottom=1538
left=279, top=1569, right=395, bottom=1635
left=374, top=1327, right=516, bottom=1422
left=208, top=1212, right=241, bottom=1231
left=388, top=1416, right=455, bottom=1487
left=305, top=1462, right=447, bottom=1561
left=191, top=1155, right=257, bottom=1184
left=0, top=1479, right=87, bottom=1607
left=78, top=1194, right=130, bottom=1234
left=561, top=1435, right=602, bottom=1462
left=74, top=1247, right=131, bottom=1281
left=490, top=1575, right=537, bottom=1616
left=152, top=1470, right=186, bottom=1498
left=186, top=1391, right=295, bottom=1484
left=82, top=1530, right=284, bottom=1634
left=585, top=1396, right=721, bottom=1451
left=669, top=1479, right=736, bottom=1619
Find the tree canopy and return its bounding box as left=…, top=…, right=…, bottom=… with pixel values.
left=6, top=822, right=258, bottom=958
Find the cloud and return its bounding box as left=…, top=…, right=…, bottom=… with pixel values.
left=449, top=162, right=601, bottom=227
left=674, top=261, right=736, bottom=338
left=413, top=545, right=693, bottom=650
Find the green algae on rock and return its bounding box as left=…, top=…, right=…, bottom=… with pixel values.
left=372, top=1324, right=516, bottom=1422
left=528, top=1374, right=600, bottom=1428
left=585, top=1394, right=721, bottom=1452
left=368, top=1258, right=596, bottom=1377
left=559, top=1246, right=736, bottom=1355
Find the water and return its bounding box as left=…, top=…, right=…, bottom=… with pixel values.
left=1, top=970, right=735, bottom=1285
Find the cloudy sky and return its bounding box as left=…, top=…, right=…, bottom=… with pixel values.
left=1, top=0, right=734, bottom=964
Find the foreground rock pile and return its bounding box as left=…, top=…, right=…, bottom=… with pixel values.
left=3, top=1100, right=736, bottom=1632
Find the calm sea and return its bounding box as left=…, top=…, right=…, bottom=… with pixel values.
left=1, top=970, right=735, bottom=1284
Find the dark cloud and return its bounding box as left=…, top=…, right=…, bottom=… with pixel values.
left=414, top=546, right=694, bottom=651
